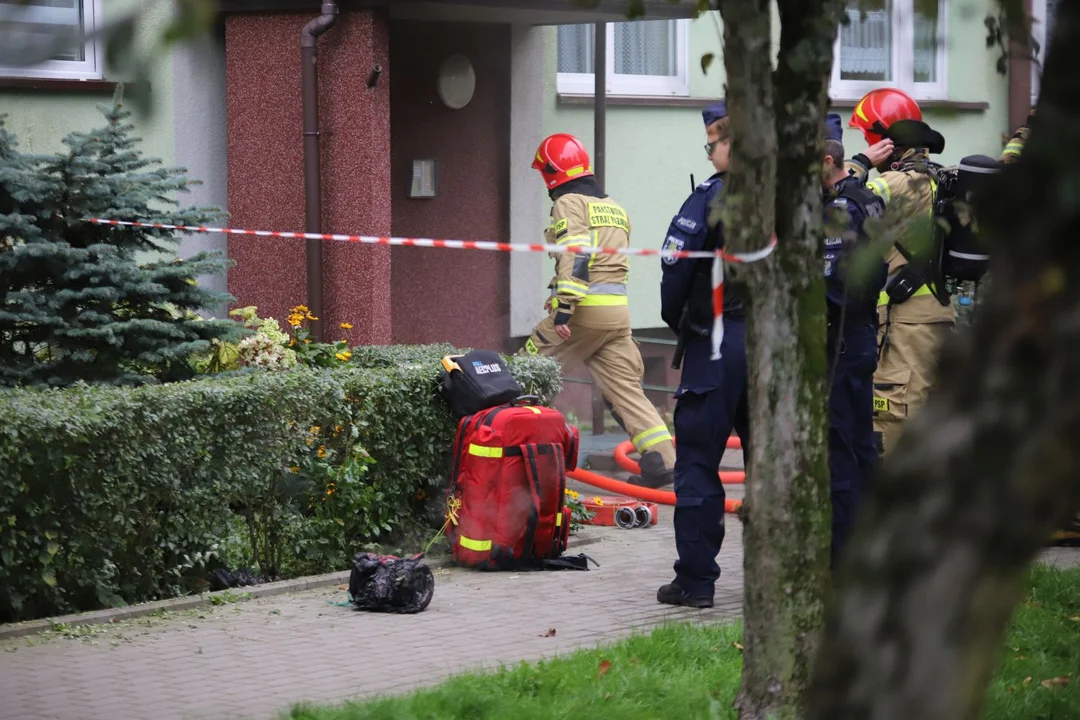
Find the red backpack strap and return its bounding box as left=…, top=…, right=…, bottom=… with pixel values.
left=519, top=443, right=546, bottom=565
left=449, top=409, right=492, bottom=491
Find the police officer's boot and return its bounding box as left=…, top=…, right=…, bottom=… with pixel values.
left=656, top=582, right=713, bottom=609
left=629, top=451, right=674, bottom=489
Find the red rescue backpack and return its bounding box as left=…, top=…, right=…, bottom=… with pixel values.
left=447, top=396, right=579, bottom=570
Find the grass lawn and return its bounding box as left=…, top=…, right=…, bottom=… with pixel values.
left=287, top=564, right=1079, bottom=720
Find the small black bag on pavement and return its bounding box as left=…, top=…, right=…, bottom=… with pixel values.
left=439, top=350, right=522, bottom=419
left=348, top=552, right=434, bottom=614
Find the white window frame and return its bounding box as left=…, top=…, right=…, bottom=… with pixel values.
left=829, top=0, right=949, bottom=102
left=556, top=20, right=690, bottom=98
left=0, top=0, right=104, bottom=80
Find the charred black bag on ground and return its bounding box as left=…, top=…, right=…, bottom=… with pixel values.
left=348, top=552, right=435, bottom=614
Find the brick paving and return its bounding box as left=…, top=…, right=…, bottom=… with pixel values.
left=0, top=487, right=746, bottom=720
left=2, top=454, right=1073, bottom=720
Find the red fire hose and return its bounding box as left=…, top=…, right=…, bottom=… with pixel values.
left=613, top=440, right=745, bottom=485
left=566, top=467, right=742, bottom=514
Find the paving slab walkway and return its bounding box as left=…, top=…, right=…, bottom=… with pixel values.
left=2, top=468, right=1073, bottom=720
left=0, top=501, right=745, bottom=720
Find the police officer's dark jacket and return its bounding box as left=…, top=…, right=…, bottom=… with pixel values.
left=823, top=175, right=887, bottom=325
left=660, top=171, right=745, bottom=337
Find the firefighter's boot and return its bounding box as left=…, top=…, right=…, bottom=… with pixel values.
left=629, top=450, right=674, bottom=489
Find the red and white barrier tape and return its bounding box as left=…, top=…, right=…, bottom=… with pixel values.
left=87, top=218, right=776, bottom=264
left=88, top=217, right=777, bottom=360
left=709, top=240, right=775, bottom=360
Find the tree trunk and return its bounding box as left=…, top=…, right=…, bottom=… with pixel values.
left=716, top=1, right=842, bottom=717
left=809, top=3, right=1080, bottom=718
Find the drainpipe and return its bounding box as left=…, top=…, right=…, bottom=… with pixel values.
left=301, top=0, right=339, bottom=341
left=593, top=21, right=606, bottom=193
left=590, top=21, right=608, bottom=436
left=1008, top=0, right=1034, bottom=133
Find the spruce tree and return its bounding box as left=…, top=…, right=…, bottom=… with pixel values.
left=0, top=87, right=239, bottom=387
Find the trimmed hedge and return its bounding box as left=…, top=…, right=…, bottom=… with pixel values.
left=0, top=346, right=561, bottom=622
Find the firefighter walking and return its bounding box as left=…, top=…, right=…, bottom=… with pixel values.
left=520, top=133, right=676, bottom=488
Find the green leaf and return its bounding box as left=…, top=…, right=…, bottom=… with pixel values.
left=701, top=53, right=716, bottom=75
left=42, top=570, right=57, bottom=588
left=46, top=542, right=59, bottom=557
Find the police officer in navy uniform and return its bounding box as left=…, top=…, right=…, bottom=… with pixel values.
left=656, top=100, right=748, bottom=608
left=821, top=112, right=887, bottom=567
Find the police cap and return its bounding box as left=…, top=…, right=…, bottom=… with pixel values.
left=702, top=100, right=728, bottom=128
left=825, top=112, right=844, bottom=142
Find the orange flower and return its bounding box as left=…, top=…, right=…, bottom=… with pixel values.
left=317, top=446, right=327, bottom=459
left=340, top=322, right=353, bottom=330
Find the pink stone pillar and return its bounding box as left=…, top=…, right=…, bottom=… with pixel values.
left=225, top=9, right=392, bottom=344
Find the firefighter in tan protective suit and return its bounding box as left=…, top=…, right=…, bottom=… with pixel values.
left=848, top=90, right=1039, bottom=459
left=520, top=133, right=676, bottom=488
left=845, top=89, right=952, bottom=456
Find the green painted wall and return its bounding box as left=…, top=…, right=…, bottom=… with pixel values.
left=0, top=0, right=176, bottom=163
left=544, top=2, right=1010, bottom=330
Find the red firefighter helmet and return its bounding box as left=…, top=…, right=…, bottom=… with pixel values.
left=849, top=88, right=923, bottom=145
left=532, top=133, right=593, bottom=190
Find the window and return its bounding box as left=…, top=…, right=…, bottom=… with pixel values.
left=556, top=20, right=690, bottom=97
left=830, top=0, right=947, bottom=101
left=1031, top=0, right=1059, bottom=103
left=0, top=0, right=103, bottom=80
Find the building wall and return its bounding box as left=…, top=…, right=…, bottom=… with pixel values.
left=172, top=24, right=230, bottom=305
left=224, top=9, right=393, bottom=344
left=389, top=21, right=512, bottom=351
left=0, top=0, right=231, bottom=301
left=535, top=3, right=1010, bottom=335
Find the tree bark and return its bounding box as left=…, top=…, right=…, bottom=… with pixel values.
left=809, top=3, right=1080, bottom=718
left=716, top=1, right=843, bottom=717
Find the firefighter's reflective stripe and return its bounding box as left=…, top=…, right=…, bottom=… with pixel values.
left=577, top=282, right=628, bottom=307
left=578, top=295, right=628, bottom=307
left=556, top=279, right=589, bottom=297
left=556, top=234, right=591, bottom=247
left=459, top=536, right=491, bottom=552
left=468, top=444, right=503, bottom=458
left=878, top=284, right=933, bottom=307
left=1002, top=138, right=1024, bottom=158
left=867, top=177, right=891, bottom=204
left=632, top=424, right=673, bottom=453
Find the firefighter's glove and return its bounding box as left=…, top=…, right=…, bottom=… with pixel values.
left=554, top=312, right=572, bottom=340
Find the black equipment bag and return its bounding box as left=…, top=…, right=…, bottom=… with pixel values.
left=348, top=552, right=434, bottom=614
left=439, top=350, right=522, bottom=419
